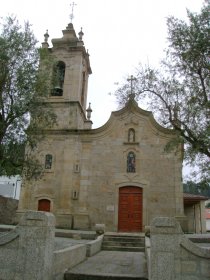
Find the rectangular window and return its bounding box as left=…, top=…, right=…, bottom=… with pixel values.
left=45, top=154, right=53, bottom=169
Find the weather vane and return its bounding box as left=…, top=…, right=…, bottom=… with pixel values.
left=127, top=75, right=137, bottom=98
left=70, top=2, right=77, bottom=23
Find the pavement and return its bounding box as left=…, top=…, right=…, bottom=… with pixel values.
left=65, top=250, right=148, bottom=279
left=0, top=224, right=95, bottom=251
left=55, top=236, right=92, bottom=250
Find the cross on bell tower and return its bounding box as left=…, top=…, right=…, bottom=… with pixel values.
left=42, top=2, right=92, bottom=130
left=127, top=75, right=137, bottom=99
left=70, top=2, right=77, bottom=23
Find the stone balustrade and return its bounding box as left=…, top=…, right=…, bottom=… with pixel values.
left=150, top=217, right=210, bottom=280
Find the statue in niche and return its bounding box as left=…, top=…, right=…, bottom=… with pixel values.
left=128, top=128, right=135, bottom=142
left=127, top=152, right=136, bottom=173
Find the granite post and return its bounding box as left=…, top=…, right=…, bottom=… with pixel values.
left=15, top=211, right=55, bottom=280
left=150, top=217, right=182, bottom=280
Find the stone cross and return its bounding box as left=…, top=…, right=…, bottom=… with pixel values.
left=70, top=2, right=77, bottom=23
left=127, top=75, right=137, bottom=99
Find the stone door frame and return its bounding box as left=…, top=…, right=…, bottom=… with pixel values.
left=114, top=181, right=149, bottom=232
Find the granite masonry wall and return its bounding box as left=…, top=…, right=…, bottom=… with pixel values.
left=150, top=217, right=210, bottom=280
left=0, top=211, right=102, bottom=280
left=0, top=211, right=55, bottom=280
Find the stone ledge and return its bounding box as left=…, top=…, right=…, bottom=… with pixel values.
left=0, top=230, right=19, bottom=246
left=180, top=237, right=210, bottom=259
left=19, top=211, right=55, bottom=227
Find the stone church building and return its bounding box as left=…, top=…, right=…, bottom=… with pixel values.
left=17, top=22, right=184, bottom=232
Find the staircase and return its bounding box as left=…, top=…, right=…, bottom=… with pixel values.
left=102, top=233, right=145, bottom=252
left=64, top=233, right=148, bottom=280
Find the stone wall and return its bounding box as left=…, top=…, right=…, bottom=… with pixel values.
left=150, top=217, right=210, bottom=280
left=53, top=244, right=86, bottom=280
left=0, top=210, right=101, bottom=280
left=0, top=211, right=55, bottom=280
left=0, top=196, right=18, bottom=224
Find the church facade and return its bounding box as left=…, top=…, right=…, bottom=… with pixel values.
left=17, top=22, right=184, bottom=232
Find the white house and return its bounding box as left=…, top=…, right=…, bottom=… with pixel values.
left=0, top=176, right=22, bottom=200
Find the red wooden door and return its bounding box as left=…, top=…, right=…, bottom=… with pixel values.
left=118, top=187, right=142, bottom=232
left=38, top=199, right=51, bottom=212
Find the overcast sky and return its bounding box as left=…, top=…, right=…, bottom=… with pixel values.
left=1, top=0, right=204, bottom=128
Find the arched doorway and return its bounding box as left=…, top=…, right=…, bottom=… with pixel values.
left=38, top=199, right=51, bottom=212
left=118, top=186, right=143, bottom=232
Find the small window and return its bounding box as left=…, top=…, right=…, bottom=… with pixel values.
left=72, top=190, right=79, bottom=200
left=127, top=152, right=136, bottom=173
left=74, top=164, right=80, bottom=173
left=51, top=61, right=65, bottom=96
left=45, top=154, right=53, bottom=169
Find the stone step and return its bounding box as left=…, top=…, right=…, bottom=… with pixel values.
left=104, top=233, right=145, bottom=239
left=102, top=234, right=145, bottom=252
left=103, top=236, right=145, bottom=243
left=64, top=272, right=148, bottom=280
left=102, top=240, right=144, bottom=247
left=55, top=229, right=96, bottom=240
left=102, top=245, right=145, bottom=252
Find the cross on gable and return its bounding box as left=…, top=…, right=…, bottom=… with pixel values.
left=127, top=75, right=137, bottom=99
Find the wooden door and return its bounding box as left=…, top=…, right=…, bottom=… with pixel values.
left=38, top=199, right=51, bottom=212
left=118, top=186, right=142, bottom=232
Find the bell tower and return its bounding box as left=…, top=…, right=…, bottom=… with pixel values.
left=42, top=22, right=92, bottom=129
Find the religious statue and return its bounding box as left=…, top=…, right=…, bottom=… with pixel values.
left=127, top=152, right=136, bottom=173
left=128, top=128, right=135, bottom=142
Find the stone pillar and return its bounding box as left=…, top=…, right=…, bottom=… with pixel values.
left=73, top=142, right=91, bottom=229
left=200, top=201, right=207, bottom=233
left=194, top=201, right=206, bottom=233
left=15, top=211, right=55, bottom=280
left=195, top=203, right=201, bottom=233
left=150, top=217, right=182, bottom=280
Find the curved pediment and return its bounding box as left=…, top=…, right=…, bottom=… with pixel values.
left=91, top=98, right=176, bottom=136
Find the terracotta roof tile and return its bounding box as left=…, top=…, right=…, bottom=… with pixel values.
left=184, top=193, right=209, bottom=200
